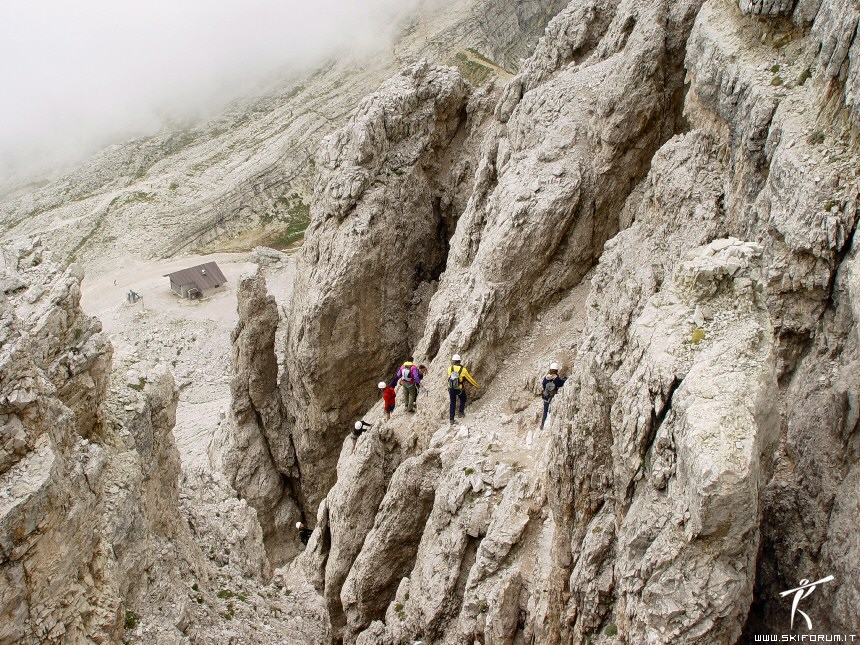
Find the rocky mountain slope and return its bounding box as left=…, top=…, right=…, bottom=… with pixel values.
left=0, top=0, right=565, bottom=280
left=1, top=2, right=576, bottom=643
left=2, top=0, right=859, bottom=641
left=221, top=0, right=860, bottom=641
left=0, top=239, right=329, bottom=643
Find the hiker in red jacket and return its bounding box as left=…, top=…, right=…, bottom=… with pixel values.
left=379, top=381, right=396, bottom=420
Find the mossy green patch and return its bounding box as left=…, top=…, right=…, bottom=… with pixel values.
left=773, top=33, right=792, bottom=49
left=466, top=48, right=498, bottom=67
left=453, top=51, right=494, bottom=86
left=121, top=191, right=155, bottom=205
left=262, top=192, right=312, bottom=248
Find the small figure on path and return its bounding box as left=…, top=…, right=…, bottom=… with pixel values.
left=379, top=381, right=396, bottom=420
left=296, top=521, right=312, bottom=546
left=540, top=362, right=567, bottom=430
left=351, top=419, right=371, bottom=453
left=414, top=364, right=429, bottom=402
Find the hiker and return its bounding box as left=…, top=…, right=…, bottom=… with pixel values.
left=296, top=521, right=312, bottom=546
left=540, top=362, right=568, bottom=430
left=351, top=419, right=371, bottom=453
left=379, top=381, right=396, bottom=420
left=396, top=359, right=422, bottom=413
left=414, top=364, right=429, bottom=401
left=447, top=354, right=479, bottom=425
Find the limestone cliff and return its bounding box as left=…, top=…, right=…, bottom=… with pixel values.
left=212, top=268, right=304, bottom=566
left=2, top=0, right=858, bottom=640
left=0, top=238, right=193, bottom=642
left=0, top=241, right=330, bottom=643
left=228, top=0, right=860, bottom=641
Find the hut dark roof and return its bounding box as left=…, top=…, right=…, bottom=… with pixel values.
left=165, top=262, right=227, bottom=290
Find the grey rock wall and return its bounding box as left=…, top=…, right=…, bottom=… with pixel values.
left=281, top=61, right=473, bottom=516
left=0, top=239, right=203, bottom=643
left=258, top=0, right=860, bottom=641
left=8, top=0, right=854, bottom=640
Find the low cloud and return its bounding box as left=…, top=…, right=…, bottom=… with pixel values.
left=0, top=0, right=441, bottom=187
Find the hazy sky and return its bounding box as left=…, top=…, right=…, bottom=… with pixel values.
left=0, top=0, right=434, bottom=186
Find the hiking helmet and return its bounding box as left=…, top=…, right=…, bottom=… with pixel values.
left=550, top=362, right=560, bottom=371
left=296, top=522, right=303, bottom=529
left=452, top=353, right=461, bottom=362
left=378, top=381, right=386, bottom=389
left=354, top=421, right=363, bottom=430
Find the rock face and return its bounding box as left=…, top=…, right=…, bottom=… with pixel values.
left=549, top=231, right=781, bottom=642
left=411, top=0, right=700, bottom=409
left=4, top=0, right=860, bottom=641
left=340, top=450, right=441, bottom=634
left=214, top=268, right=303, bottom=566
left=282, top=61, right=475, bottom=516
left=0, top=239, right=195, bottom=642
left=0, top=241, right=331, bottom=644
left=246, top=0, right=860, bottom=641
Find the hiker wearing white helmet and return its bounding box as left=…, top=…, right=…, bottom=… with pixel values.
left=379, top=381, right=396, bottom=420
left=447, top=354, right=479, bottom=425
left=351, top=419, right=371, bottom=453
left=296, top=521, right=312, bottom=546
left=540, top=361, right=568, bottom=430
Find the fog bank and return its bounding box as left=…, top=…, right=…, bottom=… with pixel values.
left=0, top=0, right=441, bottom=187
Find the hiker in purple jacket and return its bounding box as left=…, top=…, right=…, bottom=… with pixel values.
left=395, top=359, right=422, bottom=413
